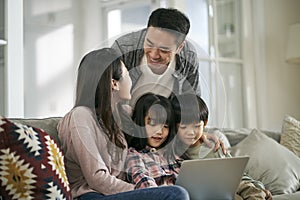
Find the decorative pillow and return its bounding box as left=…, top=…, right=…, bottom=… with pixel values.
left=280, top=115, right=300, bottom=157
left=229, top=129, right=300, bottom=195
left=0, top=116, right=71, bottom=199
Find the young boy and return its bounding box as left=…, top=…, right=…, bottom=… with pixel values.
left=171, top=93, right=272, bottom=200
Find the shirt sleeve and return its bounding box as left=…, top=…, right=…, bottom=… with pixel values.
left=125, top=148, right=158, bottom=189
left=240, top=173, right=265, bottom=190
left=69, top=108, right=135, bottom=195
left=187, top=53, right=201, bottom=96
left=182, top=39, right=201, bottom=97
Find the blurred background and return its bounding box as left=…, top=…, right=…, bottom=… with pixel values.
left=0, top=0, right=300, bottom=131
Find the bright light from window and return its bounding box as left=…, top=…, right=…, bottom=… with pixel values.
left=108, top=9, right=121, bottom=38
left=36, top=24, right=73, bottom=87
left=31, top=0, right=72, bottom=16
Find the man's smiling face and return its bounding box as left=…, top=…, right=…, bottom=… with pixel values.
left=143, top=27, right=182, bottom=75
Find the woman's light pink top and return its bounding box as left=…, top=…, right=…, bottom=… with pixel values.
left=57, top=106, right=134, bottom=198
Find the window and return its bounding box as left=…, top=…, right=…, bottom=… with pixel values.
left=186, top=0, right=245, bottom=128
left=0, top=0, right=5, bottom=115
left=2, top=0, right=251, bottom=129
left=101, top=0, right=246, bottom=128
left=101, top=0, right=159, bottom=45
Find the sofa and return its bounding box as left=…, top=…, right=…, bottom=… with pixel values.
left=1, top=115, right=300, bottom=200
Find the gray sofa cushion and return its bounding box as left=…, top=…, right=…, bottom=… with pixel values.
left=230, top=129, right=300, bottom=195
left=10, top=117, right=61, bottom=145
left=206, top=127, right=281, bottom=147
left=273, top=191, right=300, bottom=200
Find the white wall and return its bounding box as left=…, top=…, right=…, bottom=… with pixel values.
left=23, top=0, right=103, bottom=118
left=259, top=0, right=300, bottom=130
left=0, top=0, right=5, bottom=115
left=5, top=0, right=24, bottom=117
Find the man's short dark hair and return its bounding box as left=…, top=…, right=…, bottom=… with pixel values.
left=147, top=8, right=190, bottom=44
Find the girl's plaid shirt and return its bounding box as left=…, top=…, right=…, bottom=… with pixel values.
left=125, top=146, right=181, bottom=189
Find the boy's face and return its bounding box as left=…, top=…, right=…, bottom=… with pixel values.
left=143, top=27, right=183, bottom=75
left=177, top=121, right=204, bottom=147
left=145, top=115, right=169, bottom=148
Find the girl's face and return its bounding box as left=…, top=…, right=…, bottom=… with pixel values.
left=145, top=114, right=169, bottom=148
left=177, top=121, right=204, bottom=147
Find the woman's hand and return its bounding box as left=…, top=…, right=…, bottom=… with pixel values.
left=200, top=133, right=227, bottom=154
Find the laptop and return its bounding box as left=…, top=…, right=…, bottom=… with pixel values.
left=175, top=156, right=249, bottom=200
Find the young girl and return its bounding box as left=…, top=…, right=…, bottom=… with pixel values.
left=125, top=93, right=180, bottom=189
left=171, top=93, right=272, bottom=200
left=57, top=48, right=189, bottom=200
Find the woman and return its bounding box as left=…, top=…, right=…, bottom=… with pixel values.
left=57, top=48, right=189, bottom=200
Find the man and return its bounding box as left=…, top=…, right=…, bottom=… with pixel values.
left=112, top=8, right=200, bottom=106
left=112, top=8, right=225, bottom=152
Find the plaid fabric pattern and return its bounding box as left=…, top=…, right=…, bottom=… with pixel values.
left=0, top=116, right=71, bottom=200
left=125, top=146, right=180, bottom=189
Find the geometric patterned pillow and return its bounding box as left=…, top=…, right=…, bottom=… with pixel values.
left=0, top=116, right=72, bottom=200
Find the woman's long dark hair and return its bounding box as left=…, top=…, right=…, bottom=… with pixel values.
left=128, top=93, right=176, bottom=154
left=75, top=48, right=126, bottom=162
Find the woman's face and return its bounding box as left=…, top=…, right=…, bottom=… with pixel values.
left=177, top=121, right=204, bottom=147
left=115, top=62, right=132, bottom=100
left=145, top=113, right=169, bottom=148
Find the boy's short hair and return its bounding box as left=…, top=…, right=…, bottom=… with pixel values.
left=171, top=94, right=209, bottom=124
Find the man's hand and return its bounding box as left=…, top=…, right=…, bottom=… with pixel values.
left=200, top=133, right=227, bottom=154
left=263, top=189, right=272, bottom=200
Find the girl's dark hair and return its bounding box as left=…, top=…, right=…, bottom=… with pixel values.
left=147, top=8, right=190, bottom=45
left=128, top=93, right=175, bottom=152
left=75, top=48, right=126, bottom=162
left=171, top=93, right=209, bottom=125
